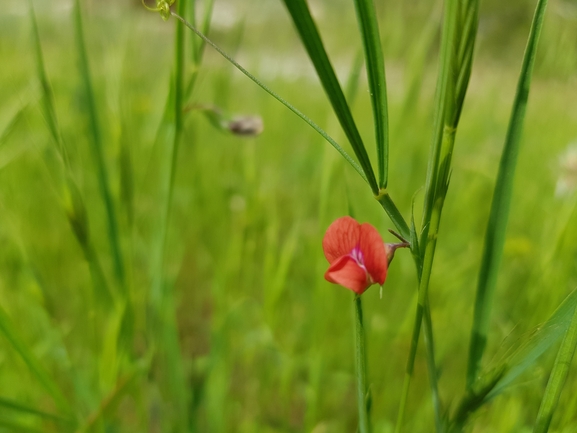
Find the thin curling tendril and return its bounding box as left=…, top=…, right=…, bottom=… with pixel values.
left=142, top=0, right=175, bottom=21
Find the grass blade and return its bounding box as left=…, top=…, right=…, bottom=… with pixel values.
left=0, top=397, right=73, bottom=425
left=0, top=306, right=70, bottom=412
left=29, top=1, right=65, bottom=161
left=492, top=290, right=575, bottom=389
left=280, top=0, right=378, bottom=194
left=451, top=290, right=577, bottom=430
left=466, top=0, right=549, bottom=389
left=533, top=294, right=577, bottom=433
left=73, top=0, right=125, bottom=290
left=353, top=0, right=389, bottom=188
left=31, top=1, right=113, bottom=304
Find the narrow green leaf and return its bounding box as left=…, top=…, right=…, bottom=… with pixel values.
left=29, top=1, right=65, bottom=159
left=0, top=103, right=27, bottom=149
left=534, top=294, right=577, bottom=433
left=280, top=0, right=378, bottom=194
left=0, top=418, right=50, bottom=433
left=0, top=306, right=70, bottom=412
left=466, top=0, right=549, bottom=389
left=353, top=0, right=389, bottom=188
left=77, top=358, right=150, bottom=433
left=170, top=13, right=368, bottom=184
left=451, top=289, right=577, bottom=430
left=32, top=0, right=114, bottom=307
left=0, top=397, right=73, bottom=425
left=73, top=0, right=125, bottom=290
left=488, top=289, right=577, bottom=400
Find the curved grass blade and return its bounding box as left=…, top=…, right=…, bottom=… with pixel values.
left=76, top=358, right=150, bottom=433
left=353, top=0, right=390, bottom=189
left=73, top=0, right=126, bottom=290
left=0, top=397, right=72, bottom=423
left=280, top=0, right=378, bottom=194
left=170, top=12, right=368, bottom=184
left=466, top=0, right=549, bottom=389
left=0, top=418, right=51, bottom=433
left=29, top=1, right=66, bottom=162
left=451, top=289, right=577, bottom=430
left=31, top=1, right=113, bottom=304
left=533, top=293, right=577, bottom=433
left=0, top=102, right=27, bottom=149
left=0, top=306, right=70, bottom=413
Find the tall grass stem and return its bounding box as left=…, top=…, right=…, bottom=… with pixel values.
left=354, top=295, right=371, bottom=433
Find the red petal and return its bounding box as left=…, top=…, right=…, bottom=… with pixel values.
left=322, top=216, right=361, bottom=263
left=324, top=255, right=370, bottom=294
left=359, top=223, right=388, bottom=285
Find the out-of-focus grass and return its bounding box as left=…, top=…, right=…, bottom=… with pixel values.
left=0, top=0, right=577, bottom=432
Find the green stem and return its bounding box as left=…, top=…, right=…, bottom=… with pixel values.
left=354, top=295, right=371, bottom=433
left=395, top=128, right=455, bottom=433
left=375, top=190, right=410, bottom=242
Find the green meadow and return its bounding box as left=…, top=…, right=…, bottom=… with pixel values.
left=1, top=0, right=577, bottom=432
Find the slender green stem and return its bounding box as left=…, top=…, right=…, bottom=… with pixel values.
left=170, top=12, right=368, bottom=185
left=395, top=127, right=456, bottom=433
left=149, top=3, right=190, bottom=431
left=354, top=295, right=371, bottom=433
left=376, top=190, right=410, bottom=242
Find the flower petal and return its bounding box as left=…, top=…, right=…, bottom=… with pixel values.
left=324, top=255, right=370, bottom=294
left=322, top=216, right=361, bottom=263
left=359, top=223, right=388, bottom=285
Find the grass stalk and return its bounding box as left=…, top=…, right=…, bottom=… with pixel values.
left=397, top=0, right=479, bottom=429
left=354, top=295, right=371, bottom=433
left=150, top=1, right=190, bottom=430
left=466, top=0, right=549, bottom=389
left=0, top=306, right=70, bottom=413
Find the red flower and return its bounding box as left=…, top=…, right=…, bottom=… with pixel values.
left=322, top=216, right=388, bottom=295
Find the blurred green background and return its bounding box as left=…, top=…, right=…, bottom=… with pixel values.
left=1, top=0, right=577, bottom=431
